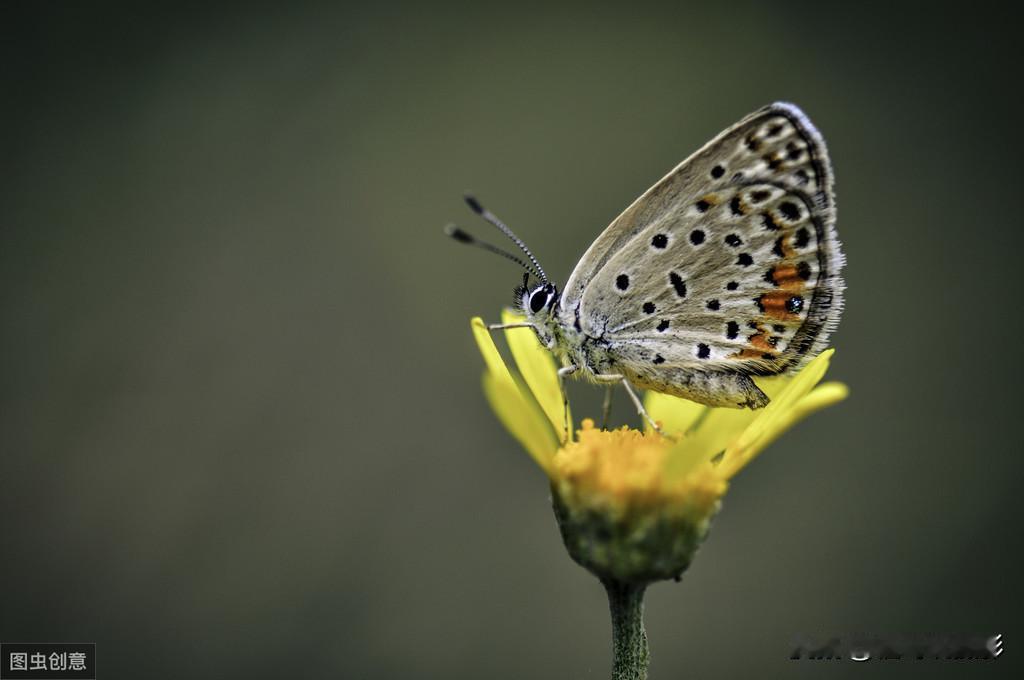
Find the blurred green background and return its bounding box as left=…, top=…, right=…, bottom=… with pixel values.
left=2, top=2, right=1020, bottom=678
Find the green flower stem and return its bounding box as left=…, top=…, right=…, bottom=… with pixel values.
left=603, top=579, right=649, bottom=680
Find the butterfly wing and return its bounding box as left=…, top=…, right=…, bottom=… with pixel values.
left=558, top=103, right=843, bottom=402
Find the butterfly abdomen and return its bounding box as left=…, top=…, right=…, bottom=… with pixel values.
left=623, top=362, right=769, bottom=409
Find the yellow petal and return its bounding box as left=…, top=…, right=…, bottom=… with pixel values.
left=482, top=372, right=557, bottom=475
left=643, top=391, right=707, bottom=436
left=662, top=406, right=758, bottom=481
left=793, top=381, right=848, bottom=416
left=501, top=309, right=567, bottom=434
left=740, top=350, right=835, bottom=447
left=754, top=381, right=849, bottom=453
left=472, top=317, right=557, bottom=474
left=471, top=317, right=513, bottom=381
left=720, top=349, right=835, bottom=479
left=660, top=370, right=800, bottom=473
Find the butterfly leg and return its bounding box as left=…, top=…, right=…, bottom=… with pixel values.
left=487, top=322, right=536, bottom=331
left=592, top=374, right=662, bottom=435
left=600, top=384, right=613, bottom=430
left=556, top=364, right=578, bottom=443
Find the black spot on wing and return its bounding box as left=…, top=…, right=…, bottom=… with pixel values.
left=669, top=272, right=687, bottom=298
left=772, top=237, right=785, bottom=258
left=779, top=201, right=801, bottom=221
left=795, top=228, right=811, bottom=248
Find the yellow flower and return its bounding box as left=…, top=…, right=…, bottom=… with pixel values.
left=471, top=312, right=848, bottom=583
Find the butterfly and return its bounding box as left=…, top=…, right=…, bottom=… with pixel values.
left=448, top=102, right=844, bottom=433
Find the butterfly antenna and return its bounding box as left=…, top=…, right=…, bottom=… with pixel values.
left=464, top=194, right=549, bottom=283
left=444, top=224, right=543, bottom=280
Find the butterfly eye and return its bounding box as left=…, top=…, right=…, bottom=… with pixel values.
left=529, top=288, right=549, bottom=313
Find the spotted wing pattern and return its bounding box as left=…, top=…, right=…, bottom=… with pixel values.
left=559, top=103, right=843, bottom=386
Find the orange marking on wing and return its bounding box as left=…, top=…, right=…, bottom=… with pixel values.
left=769, top=264, right=806, bottom=291
left=731, top=347, right=776, bottom=362
left=757, top=291, right=800, bottom=321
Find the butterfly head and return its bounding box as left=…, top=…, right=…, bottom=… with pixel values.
left=447, top=193, right=558, bottom=329
left=518, top=278, right=559, bottom=318
left=508, top=273, right=560, bottom=349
